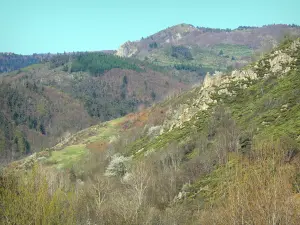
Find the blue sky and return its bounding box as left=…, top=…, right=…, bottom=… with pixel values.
left=1, top=0, right=299, bottom=54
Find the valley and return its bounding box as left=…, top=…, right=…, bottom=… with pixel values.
left=1, top=24, right=300, bottom=224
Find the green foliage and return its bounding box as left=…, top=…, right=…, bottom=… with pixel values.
left=49, top=54, right=70, bottom=68
left=147, top=43, right=253, bottom=73
left=70, top=52, right=142, bottom=76
left=216, top=69, right=300, bottom=142
left=0, top=111, right=31, bottom=160
left=0, top=165, right=76, bottom=224
left=174, top=64, right=214, bottom=75
left=211, top=44, right=253, bottom=58
left=197, top=26, right=233, bottom=32
left=0, top=82, right=49, bottom=132
left=14, top=130, right=30, bottom=154
left=149, top=42, right=158, bottom=49
left=0, top=53, right=40, bottom=73
left=0, top=129, right=5, bottom=152
left=71, top=78, right=141, bottom=120
left=121, top=75, right=128, bottom=100
left=236, top=25, right=258, bottom=30
left=46, top=144, right=88, bottom=169
left=187, top=156, right=239, bottom=204
left=151, top=91, right=156, bottom=100
left=0, top=53, right=57, bottom=73
left=126, top=111, right=209, bottom=157
left=170, top=46, right=193, bottom=60
left=0, top=80, right=56, bottom=160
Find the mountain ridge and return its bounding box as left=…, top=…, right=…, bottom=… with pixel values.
left=116, top=23, right=300, bottom=72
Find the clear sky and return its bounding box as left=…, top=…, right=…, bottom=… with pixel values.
left=1, top=0, right=299, bottom=54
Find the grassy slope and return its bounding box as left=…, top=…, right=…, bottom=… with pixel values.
left=31, top=112, right=150, bottom=169
left=46, top=145, right=88, bottom=169
left=124, top=39, right=300, bottom=156
left=145, top=44, right=253, bottom=71
left=223, top=70, right=300, bottom=140
left=44, top=117, right=125, bottom=169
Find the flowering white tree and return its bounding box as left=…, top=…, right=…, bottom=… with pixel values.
left=104, top=154, right=131, bottom=177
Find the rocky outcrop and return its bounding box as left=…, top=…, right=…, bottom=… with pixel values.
left=116, top=41, right=139, bottom=57
left=158, top=39, right=300, bottom=133
left=160, top=68, right=259, bottom=131
left=269, top=51, right=294, bottom=73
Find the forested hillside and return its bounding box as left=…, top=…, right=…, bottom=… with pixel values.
left=0, top=52, right=187, bottom=163
left=0, top=53, right=53, bottom=73
left=0, top=51, right=118, bottom=73
left=1, top=38, right=300, bottom=224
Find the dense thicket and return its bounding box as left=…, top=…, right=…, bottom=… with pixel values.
left=0, top=82, right=50, bottom=161
left=70, top=53, right=142, bottom=76
left=70, top=77, right=143, bottom=120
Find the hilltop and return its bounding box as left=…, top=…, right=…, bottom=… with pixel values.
left=116, top=24, right=300, bottom=71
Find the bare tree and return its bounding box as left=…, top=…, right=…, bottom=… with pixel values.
left=125, top=161, right=151, bottom=208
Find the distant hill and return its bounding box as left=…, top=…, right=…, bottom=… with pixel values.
left=0, top=53, right=51, bottom=73
left=0, top=52, right=188, bottom=163
left=116, top=24, right=300, bottom=71
left=0, top=51, right=117, bottom=73
left=2, top=24, right=299, bottom=75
